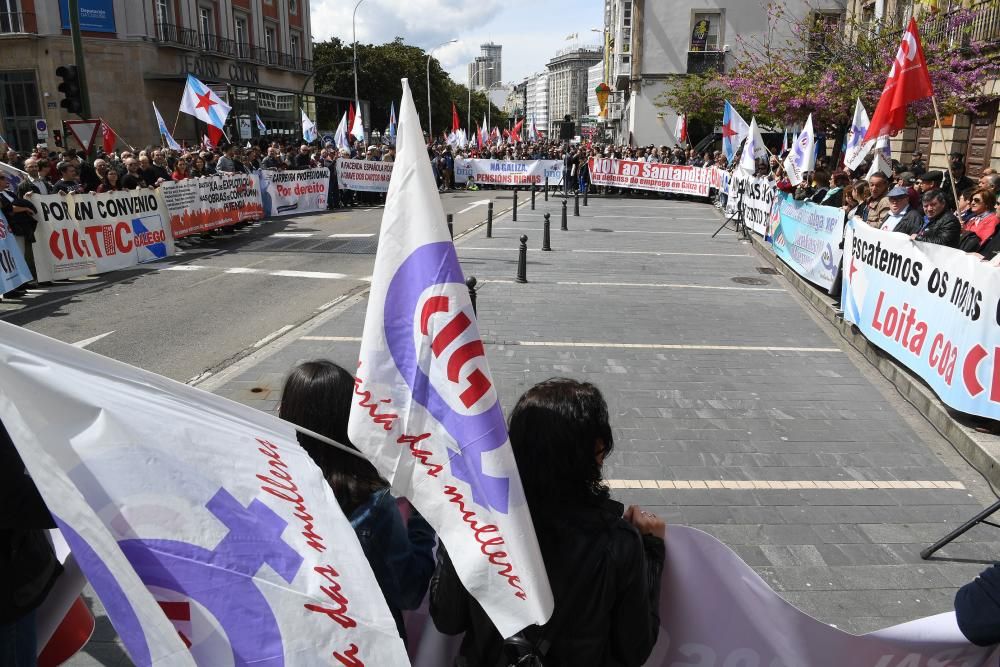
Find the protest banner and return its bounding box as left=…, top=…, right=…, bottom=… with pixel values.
left=33, top=190, right=174, bottom=282
left=337, top=158, right=394, bottom=192
left=0, top=210, right=33, bottom=294
left=587, top=158, right=713, bottom=197
left=349, top=81, right=553, bottom=638
left=725, top=170, right=776, bottom=236
left=257, top=168, right=329, bottom=217
left=410, top=525, right=998, bottom=666
left=0, top=321, right=411, bottom=666
left=843, top=220, right=1000, bottom=420
left=770, top=192, right=845, bottom=289
left=454, top=158, right=563, bottom=187
left=159, top=173, right=264, bottom=238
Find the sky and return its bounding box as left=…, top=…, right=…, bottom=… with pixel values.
left=310, top=0, right=605, bottom=85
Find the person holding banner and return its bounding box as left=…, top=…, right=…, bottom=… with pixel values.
left=431, top=379, right=665, bottom=666
left=279, top=360, right=436, bottom=639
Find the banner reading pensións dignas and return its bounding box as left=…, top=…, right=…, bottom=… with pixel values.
left=843, top=220, right=1000, bottom=419
left=33, top=190, right=175, bottom=282
left=587, top=158, right=712, bottom=196
left=159, top=173, right=264, bottom=238
left=770, top=193, right=844, bottom=289
left=257, top=168, right=329, bottom=216
left=453, top=159, right=563, bottom=186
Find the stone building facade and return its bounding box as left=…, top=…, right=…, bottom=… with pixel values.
left=545, top=46, right=602, bottom=138
left=0, top=0, right=313, bottom=151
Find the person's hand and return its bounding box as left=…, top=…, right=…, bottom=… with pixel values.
left=625, top=505, right=666, bottom=540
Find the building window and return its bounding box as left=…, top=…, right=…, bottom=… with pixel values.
left=690, top=12, right=721, bottom=51
left=0, top=71, right=40, bottom=151
left=199, top=6, right=213, bottom=50
left=154, top=0, right=170, bottom=39
left=265, top=26, right=277, bottom=64
left=290, top=34, right=300, bottom=67
left=235, top=16, right=248, bottom=58
left=289, top=0, right=297, bottom=15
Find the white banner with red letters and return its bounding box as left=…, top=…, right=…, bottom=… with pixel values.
left=159, top=173, right=265, bottom=238
left=843, top=220, right=1000, bottom=420
left=587, top=158, right=713, bottom=196
left=257, top=168, right=329, bottom=217
left=337, top=159, right=394, bottom=192
left=32, top=190, right=175, bottom=282
left=0, top=321, right=410, bottom=666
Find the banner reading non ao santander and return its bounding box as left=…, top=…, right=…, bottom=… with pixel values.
left=337, top=158, right=394, bottom=192
left=454, top=159, right=563, bottom=186
left=588, top=158, right=712, bottom=196
left=257, top=168, right=329, bottom=217
left=33, top=190, right=174, bottom=282
left=160, top=173, right=264, bottom=238
left=725, top=171, right=775, bottom=237
left=843, top=220, right=1000, bottom=420
left=770, top=192, right=844, bottom=290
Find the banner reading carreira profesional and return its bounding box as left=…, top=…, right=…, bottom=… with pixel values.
left=588, top=158, right=712, bottom=196
left=257, top=168, right=329, bottom=217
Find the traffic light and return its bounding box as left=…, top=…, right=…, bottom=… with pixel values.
left=56, top=65, right=82, bottom=115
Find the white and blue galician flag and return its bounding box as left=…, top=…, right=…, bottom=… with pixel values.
left=255, top=114, right=268, bottom=134
left=301, top=107, right=317, bottom=143
left=844, top=98, right=873, bottom=171
left=152, top=102, right=182, bottom=151
left=722, top=100, right=750, bottom=164
left=179, top=74, right=231, bottom=133
left=783, top=113, right=816, bottom=186
left=738, top=116, right=766, bottom=175
left=0, top=323, right=410, bottom=666
left=0, top=210, right=32, bottom=294
left=388, top=102, right=397, bottom=143
left=348, top=79, right=554, bottom=638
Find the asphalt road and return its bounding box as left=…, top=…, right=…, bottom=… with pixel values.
left=1, top=190, right=513, bottom=382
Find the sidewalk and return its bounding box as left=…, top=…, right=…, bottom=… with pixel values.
left=71, top=192, right=1000, bottom=663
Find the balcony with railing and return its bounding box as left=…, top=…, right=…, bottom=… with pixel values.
left=156, top=22, right=199, bottom=49
left=686, top=50, right=725, bottom=75
left=0, top=11, right=36, bottom=34
left=154, top=24, right=313, bottom=72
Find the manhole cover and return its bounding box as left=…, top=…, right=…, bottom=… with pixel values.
left=756, top=266, right=780, bottom=275
left=589, top=228, right=614, bottom=232
left=330, top=238, right=380, bottom=254
left=732, top=277, right=769, bottom=285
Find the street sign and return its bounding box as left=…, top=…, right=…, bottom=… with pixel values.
left=65, top=119, right=101, bottom=152
left=35, top=119, right=48, bottom=139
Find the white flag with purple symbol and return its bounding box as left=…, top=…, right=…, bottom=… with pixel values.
left=0, top=322, right=409, bottom=666
left=783, top=113, right=816, bottom=186
left=348, top=79, right=554, bottom=638
left=844, top=99, right=874, bottom=171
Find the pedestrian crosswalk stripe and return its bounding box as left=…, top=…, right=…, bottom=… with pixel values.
left=606, top=479, right=966, bottom=490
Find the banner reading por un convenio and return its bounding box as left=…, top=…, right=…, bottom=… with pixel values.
left=454, top=159, right=563, bottom=186
left=337, top=158, right=394, bottom=192
left=588, top=158, right=712, bottom=197
left=843, top=220, right=1000, bottom=420
left=257, top=168, right=329, bottom=217
left=160, top=173, right=265, bottom=238
left=33, top=190, right=175, bottom=282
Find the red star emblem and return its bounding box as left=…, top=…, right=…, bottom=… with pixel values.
left=195, top=91, right=216, bottom=112
left=849, top=257, right=858, bottom=281
left=722, top=121, right=737, bottom=140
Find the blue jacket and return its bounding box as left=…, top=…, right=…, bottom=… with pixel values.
left=350, top=488, right=435, bottom=638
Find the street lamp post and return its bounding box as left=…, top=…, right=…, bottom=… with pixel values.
left=486, top=81, right=507, bottom=132
left=352, top=0, right=365, bottom=107
left=427, top=39, right=458, bottom=142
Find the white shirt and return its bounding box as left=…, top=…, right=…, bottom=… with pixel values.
left=881, top=205, right=910, bottom=231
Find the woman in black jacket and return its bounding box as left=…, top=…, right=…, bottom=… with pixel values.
left=430, top=378, right=665, bottom=666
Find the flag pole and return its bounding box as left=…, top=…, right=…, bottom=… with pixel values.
left=930, top=96, right=959, bottom=206
left=101, top=119, right=135, bottom=152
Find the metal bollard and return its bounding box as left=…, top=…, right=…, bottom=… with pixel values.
left=531, top=184, right=536, bottom=210
left=447, top=213, right=454, bottom=239
left=561, top=199, right=568, bottom=231
left=574, top=190, right=580, bottom=216
left=584, top=187, right=589, bottom=206
left=466, top=276, right=478, bottom=315
left=544, top=177, right=549, bottom=201
left=512, top=189, right=518, bottom=222
left=515, top=235, right=528, bottom=283
left=486, top=201, right=493, bottom=238
left=542, top=213, right=551, bottom=251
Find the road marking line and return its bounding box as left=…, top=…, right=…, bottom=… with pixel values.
left=458, top=247, right=750, bottom=258
left=556, top=281, right=783, bottom=292
left=272, top=232, right=315, bottom=238
left=494, top=227, right=728, bottom=236
left=456, top=199, right=491, bottom=214
left=329, top=233, right=374, bottom=238
left=606, top=479, right=966, bottom=490
left=298, top=336, right=837, bottom=352
left=163, top=265, right=207, bottom=271
left=72, top=331, right=115, bottom=348
left=253, top=324, right=295, bottom=349
left=270, top=270, right=349, bottom=280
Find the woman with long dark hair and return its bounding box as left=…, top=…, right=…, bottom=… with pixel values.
left=279, top=360, right=435, bottom=638
left=430, top=378, right=666, bottom=666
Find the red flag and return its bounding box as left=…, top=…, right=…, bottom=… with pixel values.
left=511, top=118, right=524, bottom=142
left=451, top=102, right=460, bottom=133
left=101, top=120, right=116, bottom=154
left=206, top=124, right=224, bottom=147
left=348, top=103, right=356, bottom=137
left=864, top=17, right=934, bottom=142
